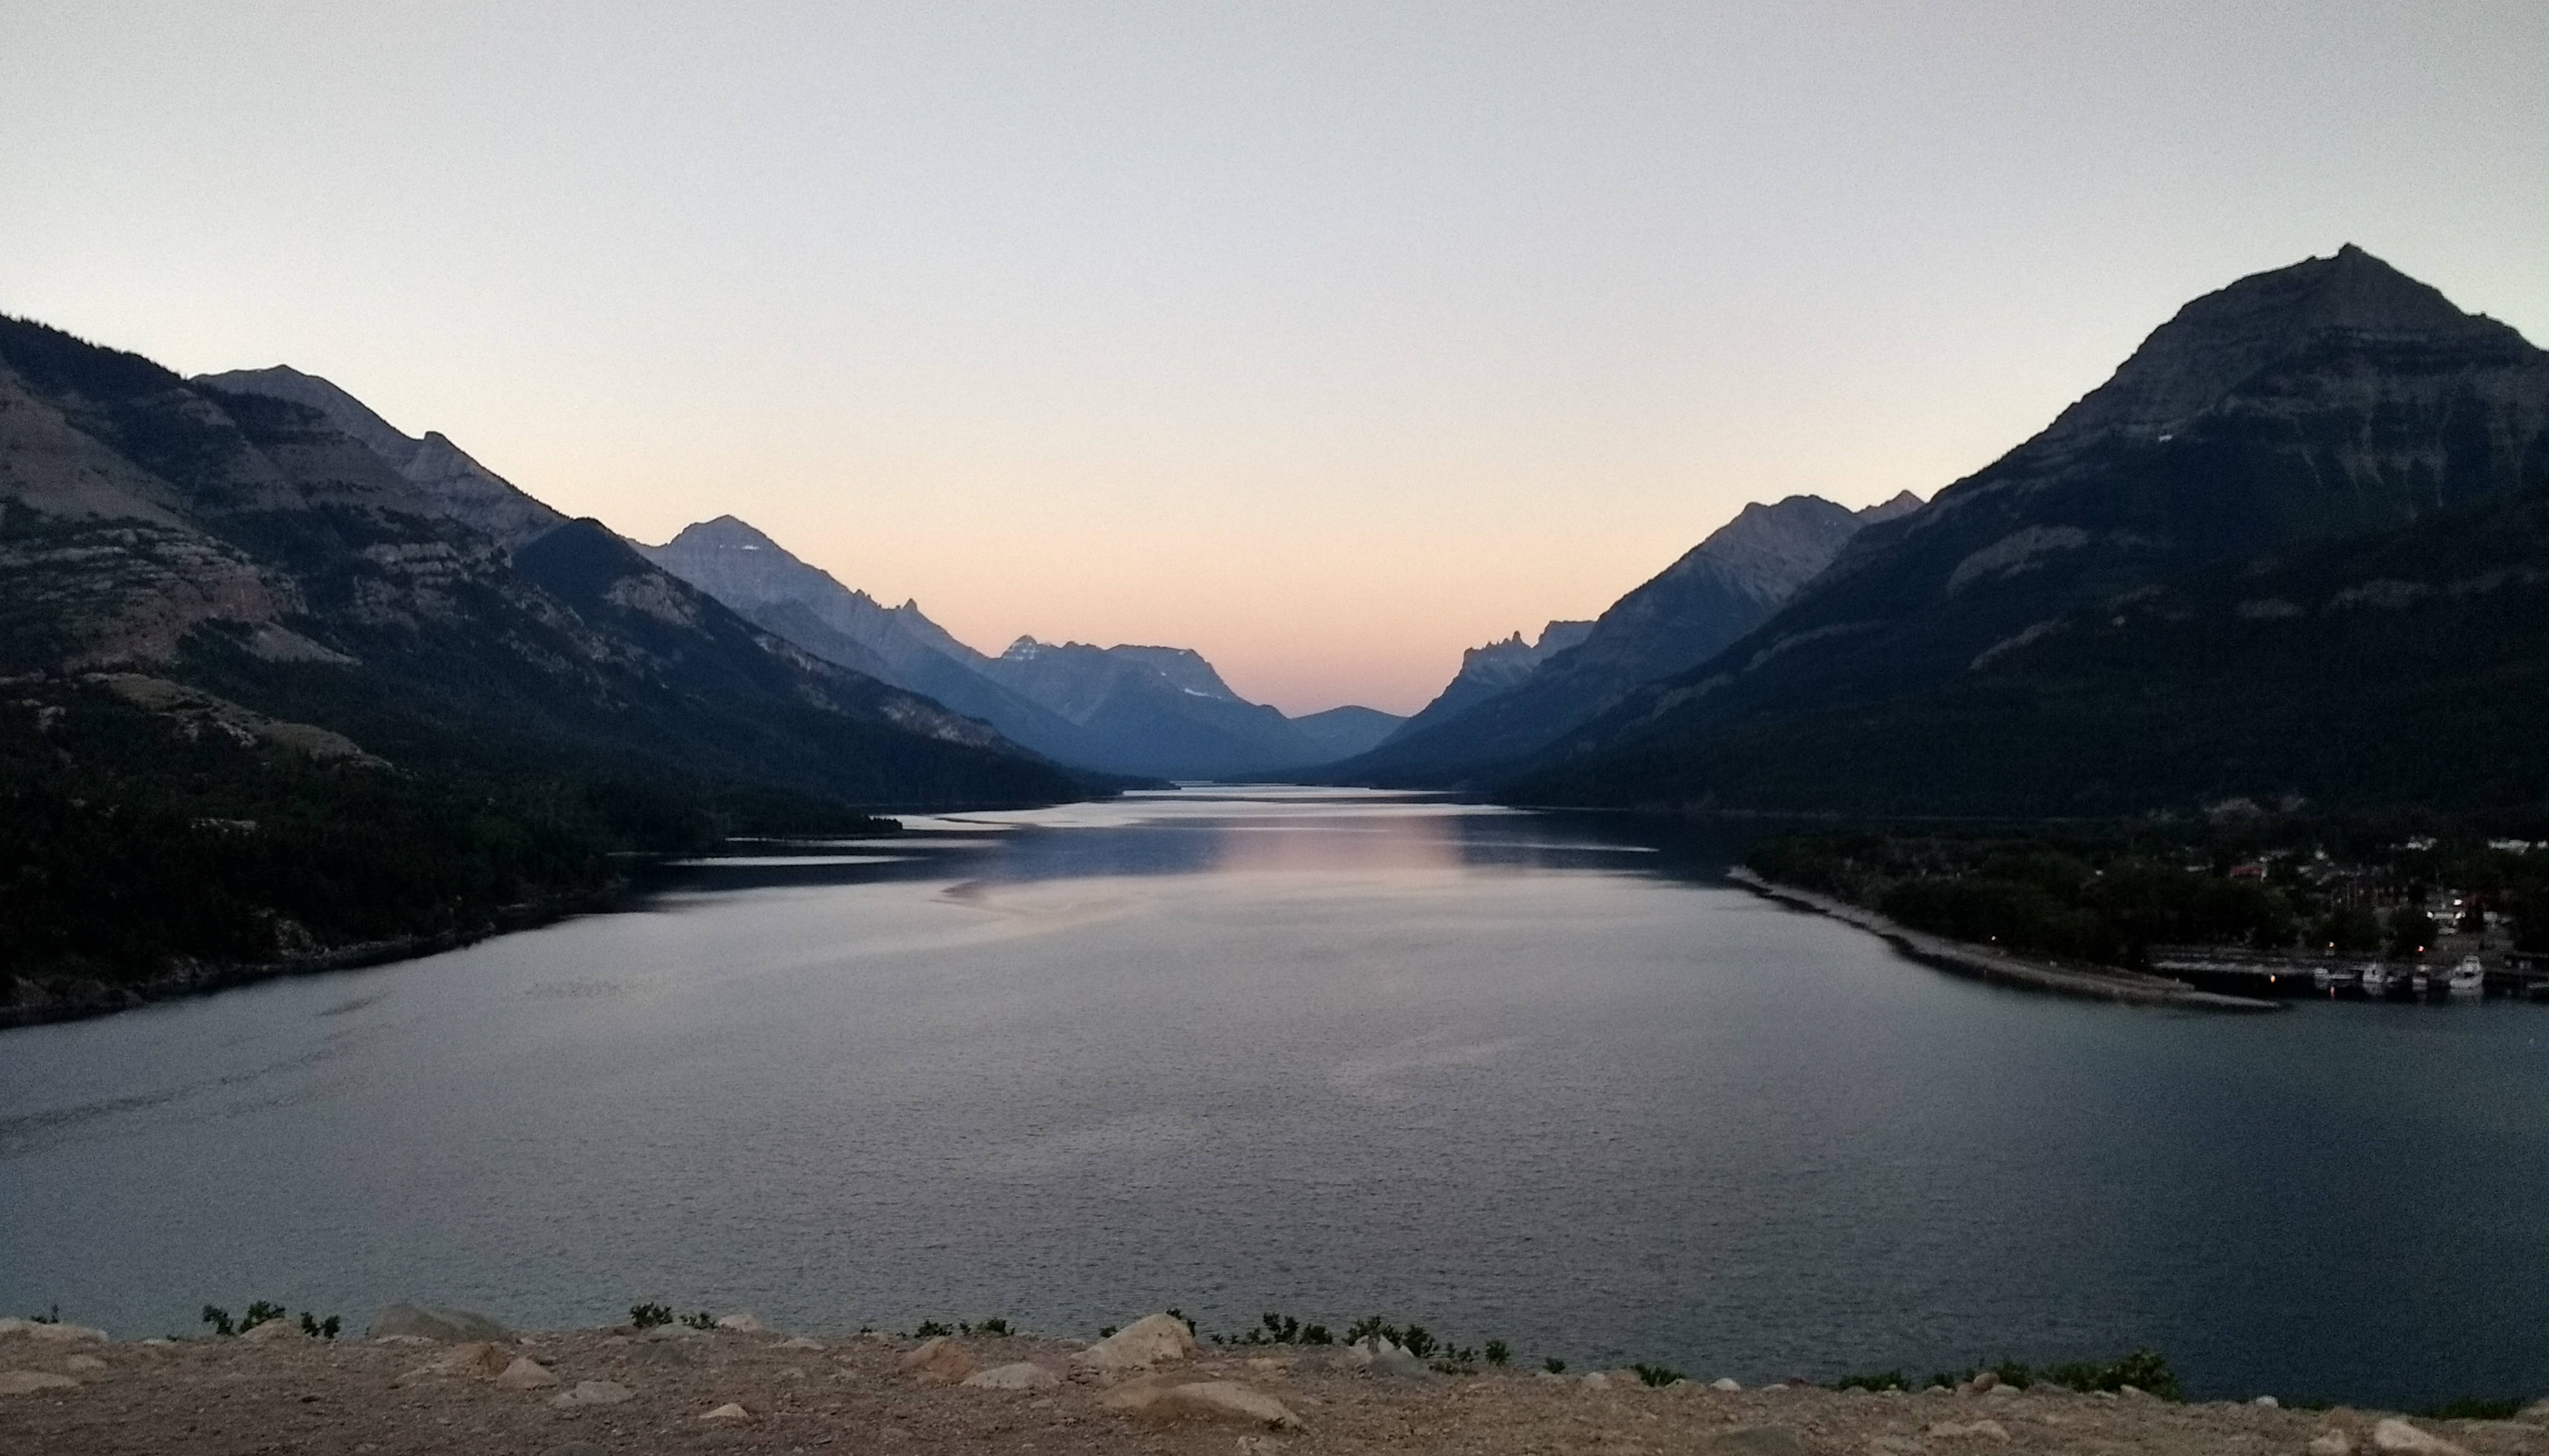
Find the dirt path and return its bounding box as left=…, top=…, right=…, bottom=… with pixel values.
left=4, top=1318, right=2540, bottom=1456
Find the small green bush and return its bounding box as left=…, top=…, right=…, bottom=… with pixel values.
left=1633, top=1362, right=1684, bottom=1388
left=680, top=1310, right=716, bottom=1331
left=960, top=1317, right=1013, bottom=1337
left=1832, top=1370, right=1908, bottom=1392
left=914, top=1320, right=954, bottom=1338
left=1484, top=1340, right=1510, bottom=1367
left=629, top=1302, right=674, bottom=1329
left=1544, top=1357, right=1566, bottom=1375
left=200, top=1306, right=235, bottom=1337
left=2420, top=1396, right=2525, bottom=1421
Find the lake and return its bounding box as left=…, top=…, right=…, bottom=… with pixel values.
left=5, top=786, right=2547, bottom=1408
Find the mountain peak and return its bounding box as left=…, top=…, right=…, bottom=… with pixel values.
left=2042, top=246, right=2531, bottom=446
left=664, top=515, right=784, bottom=552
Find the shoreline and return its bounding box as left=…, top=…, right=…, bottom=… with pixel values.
left=0, top=886, right=623, bottom=1032
left=1725, top=867, right=2281, bottom=1012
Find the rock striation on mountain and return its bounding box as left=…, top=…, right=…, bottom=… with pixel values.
left=1508, top=245, right=2549, bottom=814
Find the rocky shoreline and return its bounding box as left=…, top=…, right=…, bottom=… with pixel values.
left=5, top=1307, right=2540, bottom=1456
left=1725, top=868, right=2280, bottom=1012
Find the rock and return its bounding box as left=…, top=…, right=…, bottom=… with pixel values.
left=1073, top=1313, right=1197, bottom=1372
left=1983, top=1381, right=2020, bottom=1398
left=712, top=1313, right=763, bottom=1333
left=1364, top=1342, right=1431, bottom=1380
left=61, top=1355, right=106, bottom=1374
left=2371, top=1418, right=2466, bottom=1455
left=1961, top=1371, right=2000, bottom=1394
left=1927, top=1419, right=2011, bottom=1441
left=900, top=1336, right=976, bottom=1383
left=424, top=1342, right=514, bottom=1379
left=0, top=1319, right=108, bottom=1343
left=367, top=1305, right=511, bottom=1343
left=240, top=1319, right=306, bottom=1343
left=1235, top=1438, right=1283, bottom=1456
left=776, top=1336, right=824, bottom=1351
left=1711, top=1377, right=1742, bottom=1391
left=0, top=1370, right=80, bottom=1395
left=548, top=1380, right=634, bottom=1408
left=701, top=1402, right=750, bottom=1421
left=496, top=1357, right=560, bottom=1390
left=2310, top=1432, right=2357, bottom=1456
left=1100, top=1377, right=1301, bottom=1429
left=964, top=1361, right=1062, bottom=1391
left=2255, top=1395, right=2282, bottom=1407
left=1580, top=1372, right=1609, bottom=1389
left=1709, top=1428, right=1806, bottom=1456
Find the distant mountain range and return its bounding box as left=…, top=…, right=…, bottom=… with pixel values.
left=1333, top=491, right=1920, bottom=784
left=637, top=515, right=1404, bottom=779
left=1499, top=246, right=2549, bottom=815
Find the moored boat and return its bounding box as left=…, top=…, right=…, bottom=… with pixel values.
left=2448, top=955, right=2486, bottom=995
left=2360, top=965, right=2393, bottom=995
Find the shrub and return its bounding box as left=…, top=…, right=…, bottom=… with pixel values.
left=1485, top=1339, right=1510, bottom=1367
left=298, top=1312, right=342, bottom=1340
left=629, top=1303, right=674, bottom=1329
left=201, top=1305, right=235, bottom=1338
left=914, top=1321, right=954, bottom=1338
left=2420, top=1396, right=2525, bottom=1421
left=1544, top=1357, right=1566, bottom=1374
left=1832, top=1370, right=1908, bottom=1392
left=1633, top=1362, right=1684, bottom=1388
left=961, top=1317, right=1012, bottom=1337
left=241, top=1301, right=287, bottom=1333
left=680, top=1310, right=715, bottom=1331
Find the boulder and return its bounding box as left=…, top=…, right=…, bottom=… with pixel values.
left=1961, top=1371, right=2000, bottom=1394
left=0, top=1319, right=107, bottom=1343
left=2310, top=1432, right=2357, bottom=1456
left=0, top=1370, right=80, bottom=1395
left=1073, top=1313, right=1196, bottom=1372
left=1711, top=1377, right=1743, bottom=1392
left=702, top=1402, right=751, bottom=1421
left=2255, top=1395, right=2281, bottom=1407
left=239, top=1319, right=306, bottom=1343
left=1580, top=1372, right=1610, bottom=1389
left=1100, top=1376, right=1300, bottom=1429
left=367, top=1305, right=510, bottom=1343
left=1710, top=1428, right=1806, bottom=1456
left=900, top=1336, right=976, bottom=1383
left=2371, top=1419, right=2466, bottom=1455
left=712, top=1313, right=764, bottom=1333
left=548, top=1380, right=634, bottom=1408
left=2522, top=1399, right=2549, bottom=1423
left=496, top=1357, right=560, bottom=1390
left=424, top=1342, right=514, bottom=1379
left=964, top=1361, right=1062, bottom=1391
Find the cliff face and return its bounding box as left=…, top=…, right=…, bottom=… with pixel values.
left=1509, top=247, right=2549, bottom=814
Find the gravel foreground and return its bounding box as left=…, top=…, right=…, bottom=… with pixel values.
left=4, top=1317, right=2544, bottom=1456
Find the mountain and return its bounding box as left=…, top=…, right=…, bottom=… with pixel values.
left=0, top=312, right=1091, bottom=993
left=636, top=516, right=1099, bottom=763
left=1508, top=246, right=2549, bottom=813
left=1288, top=705, right=1408, bottom=760
left=1335, top=491, right=1917, bottom=784
left=196, top=366, right=567, bottom=548
left=976, top=637, right=1324, bottom=779
left=641, top=514, right=1359, bottom=779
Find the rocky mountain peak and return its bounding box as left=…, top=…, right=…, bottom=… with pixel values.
left=2040, top=245, right=2533, bottom=448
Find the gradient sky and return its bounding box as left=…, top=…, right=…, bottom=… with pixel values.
left=4, top=3, right=2544, bottom=713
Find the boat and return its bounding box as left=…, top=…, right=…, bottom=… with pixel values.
left=2359, top=965, right=2392, bottom=995
left=2313, top=965, right=2357, bottom=991
left=2410, top=967, right=2433, bottom=996
left=2448, top=956, right=2486, bottom=996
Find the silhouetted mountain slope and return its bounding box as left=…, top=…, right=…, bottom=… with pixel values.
left=1337, top=492, right=1915, bottom=784
left=197, top=365, right=568, bottom=548
left=1509, top=247, right=2549, bottom=813
left=1288, top=704, right=1407, bottom=760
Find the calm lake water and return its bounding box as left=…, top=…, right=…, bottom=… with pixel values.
left=6, top=787, right=2548, bottom=1407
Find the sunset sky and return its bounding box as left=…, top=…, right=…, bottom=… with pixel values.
left=4, top=3, right=2544, bottom=713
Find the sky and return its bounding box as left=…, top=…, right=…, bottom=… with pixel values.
left=3, top=4, right=2545, bottom=714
